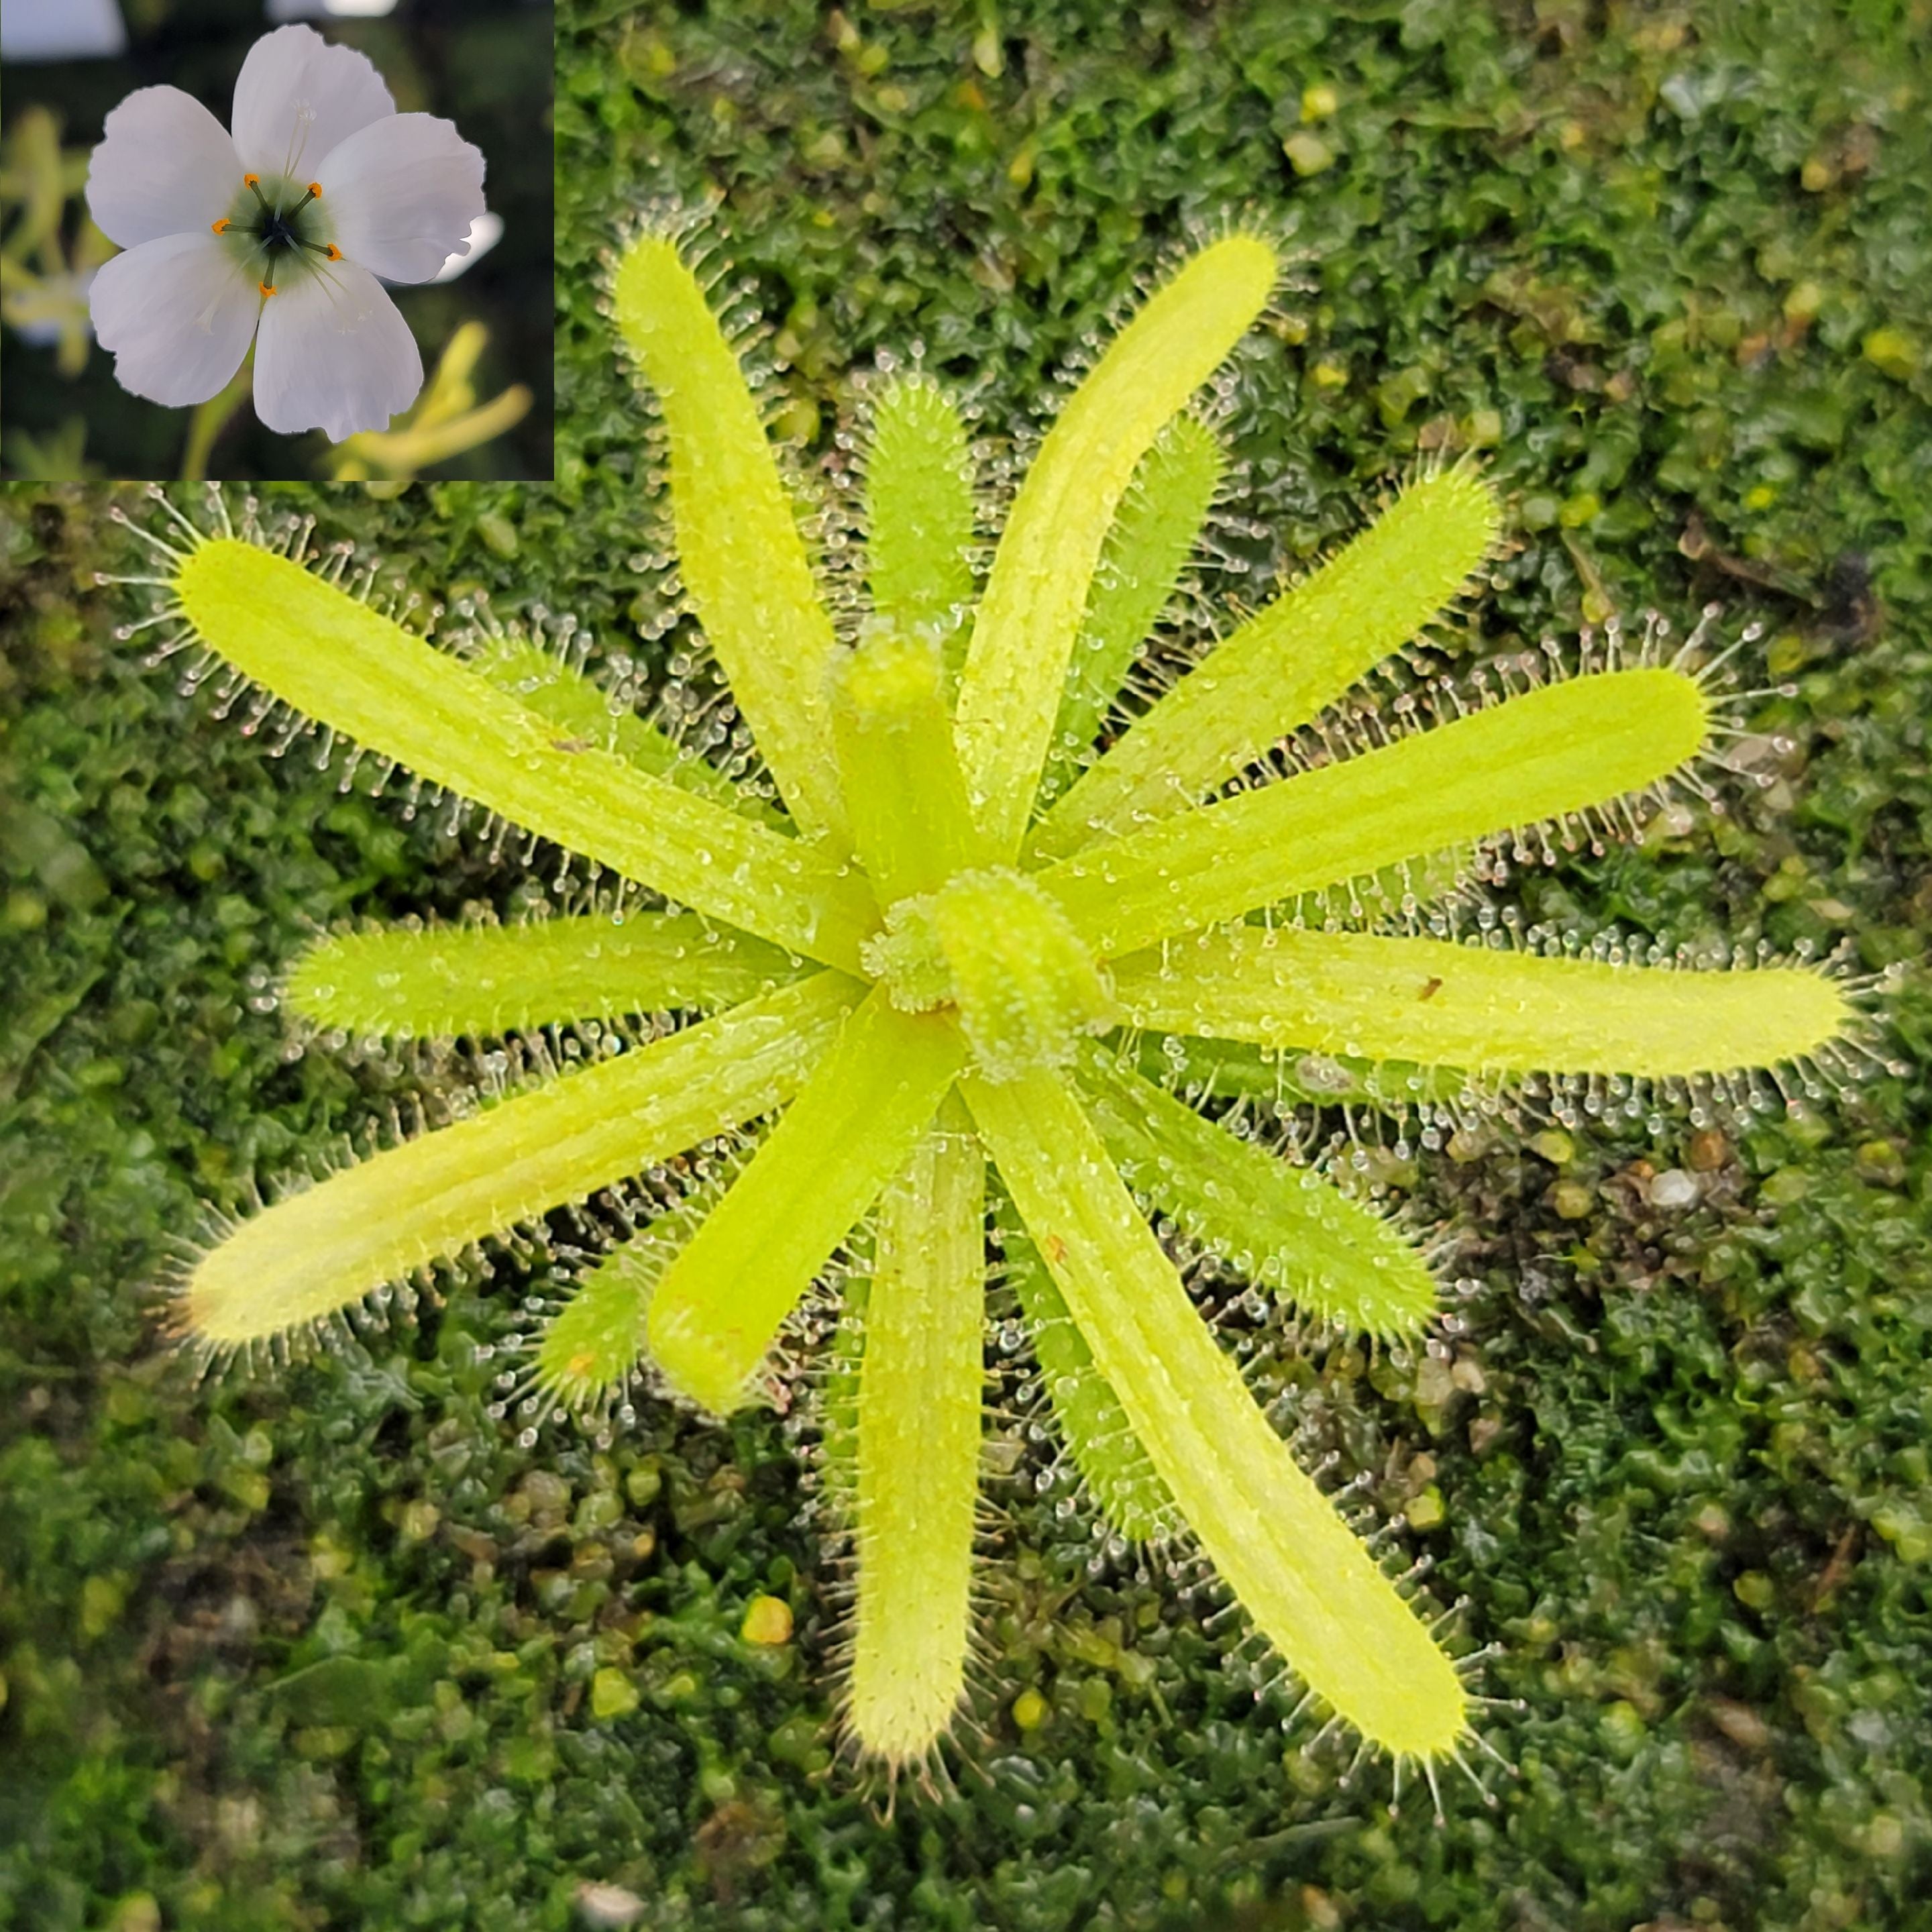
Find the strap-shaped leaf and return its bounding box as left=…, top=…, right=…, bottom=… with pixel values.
left=846, top=1099, right=985, bottom=1764
left=533, top=1183, right=722, bottom=1416
left=864, top=376, right=976, bottom=672
left=955, top=236, right=1277, bottom=859
left=183, top=971, right=861, bottom=1348
left=1039, top=413, right=1225, bottom=810
left=830, top=625, right=989, bottom=904
left=1002, top=1214, right=1174, bottom=1543
left=285, top=912, right=805, bottom=1038
left=612, top=235, right=848, bottom=845
left=467, top=631, right=780, bottom=822
left=816, top=1265, right=869, bottom=1534
left=1034, top=463, right=1499, bottom=857
left=1112, top=926, right=1853, bottom=1077
left=1076, top=1045, right=1437, bottom=1337
left=171, top=538, right=877, bottom=972
left=646, top=988, right=967, bottom=1414
left=1043, top=667, right=1709, bottom=959
left=964, top=1065, right=1466, bottom=1760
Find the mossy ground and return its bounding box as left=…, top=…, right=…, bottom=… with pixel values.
left=5, top=2, right=1932, bottom=1927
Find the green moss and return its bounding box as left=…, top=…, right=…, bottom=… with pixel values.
left=5, top=0, right=1932, bottom=1927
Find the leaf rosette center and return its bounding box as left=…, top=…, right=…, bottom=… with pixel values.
left=862, top=867, right=1116, bottom=1082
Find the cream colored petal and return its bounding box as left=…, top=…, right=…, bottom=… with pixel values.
left=319, top=112, right=486, bottom=284
left=86, top=85, right=239, bottom=249
left=89, top=232, right=259, bottom=407
left=252, top=257, right=421, bottom=441
left=230, top=23, right=394, bottom=180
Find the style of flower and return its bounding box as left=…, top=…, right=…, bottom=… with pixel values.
left=86, top=24, right=486, bottom=441
left=112, top=229, right=1856, bottom=1806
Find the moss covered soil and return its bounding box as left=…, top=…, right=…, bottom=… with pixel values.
left=4, top=2, right=1932, bottom=1927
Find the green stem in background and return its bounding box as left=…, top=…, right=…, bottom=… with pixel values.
left=184, top=973, right=860, bottom=1348
left=846, top=1098, right=986, bottom=1765
left=355, top=382, right=532, bottom=474
left=965, top=1066, right=1468, bottom=1762
left=1044, top=666, right=1711, bottom=959
left=178, top=357, right=254, bottom=481
left=954, top=235, right=1278, bottom=858
left=328, top=323, right=533, bottom=482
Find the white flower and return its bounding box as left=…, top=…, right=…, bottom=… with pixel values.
left=85, top=24, right=486, bottom=443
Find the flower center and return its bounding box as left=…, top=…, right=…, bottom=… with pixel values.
left=862, top=867, right=1116, bottom=1082
left=211, top=170, right=341, bottom=297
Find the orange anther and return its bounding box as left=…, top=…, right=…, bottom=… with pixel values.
left=259, top=282, right=276, bottom=298
left=308, top=182, right=323, bottom=197
left=325, top=244, right=342, bottom=260
left=211, top=217, right=229, bottom=234
left=243, top=173, right=259, bottom=188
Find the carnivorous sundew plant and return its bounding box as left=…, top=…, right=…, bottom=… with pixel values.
left=106, top=224, right=1878, bottom=1810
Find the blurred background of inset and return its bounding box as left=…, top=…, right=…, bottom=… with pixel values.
left=0, top=0, right=553, bottom=482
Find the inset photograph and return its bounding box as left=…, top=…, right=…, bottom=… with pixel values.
left=1, top=0, right=551, bottom=481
